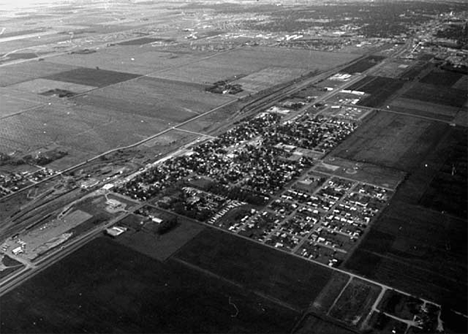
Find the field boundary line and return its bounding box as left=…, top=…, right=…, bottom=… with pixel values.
left=172, top=257, right=300, bottom=312
left=326, top=275, right=354, bottom=316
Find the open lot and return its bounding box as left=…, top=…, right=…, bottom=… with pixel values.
left=0, top=237, right=300, bottom=333
left=332, top=111, right=448, bottom=172
left=175, top=228, right=334, bottom=311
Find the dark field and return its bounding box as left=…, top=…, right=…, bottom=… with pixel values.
left=354, top=76, right=405, bottom=108
left=419, top=69, right=463, bottom=86
left=0, top=237, right=299, bottom=333
left=0, top=255, right=24, bottom=280
left=402, top=83, right=467, bottom=108
left=342, top=123, right=467, bottom=315
left=399, top=62, right=431, bottom=81
left=116, top=213, right=205, bottom=261
left=44, top=67, right=141, bottom=88
left=175, top=228, right=334, bottom=310
left=293, top=314, right=356, bottom=334
left=332, top=111, right=448, bottom=172
left=419, top=127, right=467, bottom=218
left=389, top=97, right=460, bottom=121
left=341, top=56, right=386, bottom=74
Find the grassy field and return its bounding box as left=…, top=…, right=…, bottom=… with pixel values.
left=175, top=228, right=334, bottom=310
left=328, top=278, right=381, bottom=328
left=233, top=67, right=306, bottom=93
left=317, top=156, right=405, bottom=190
left=332, top=111, right=448, bottom=172
left=0, top=237, right=300, bottom=333
left=310, top=271, right=351, bottom=314
left=77, top=76, right=235, bottom=121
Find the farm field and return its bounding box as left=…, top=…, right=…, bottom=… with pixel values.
left=175, top=228, right=334, bottom=311
left=0, top=88, right=43, bottom=118
left=149, top=47, right=359, bottom=85
left=345, top=149, right=467, bottom=317
left=0, top=102, right=169, bottom=164
left=332, top=111, right=448, bottom=172
left=389, top=97, right=461, bottom=121
left=419, top=68, right=464, bottom=86
left=77, top=76, right=235, bottom=121
left=0, top=61, right=79, bottom=87
left=354, top=76, right=405, bottom=108
left=49, top=48, right=211, bottom=76
left=0, top=237, right=300, bottom=333
left=402, top=83, right=467, bottom=108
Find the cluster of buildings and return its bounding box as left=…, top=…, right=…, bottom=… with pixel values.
left=0, top=168, right=56, bottom=198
